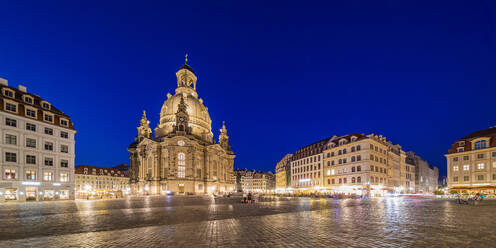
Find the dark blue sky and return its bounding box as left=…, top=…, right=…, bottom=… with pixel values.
left=1, top=1, right=495, bottom=177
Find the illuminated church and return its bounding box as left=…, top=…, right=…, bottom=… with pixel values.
left=127, top=56, right=235, bottom=195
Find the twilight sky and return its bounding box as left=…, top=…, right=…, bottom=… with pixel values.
left=0, top=1, right=495, bottom=177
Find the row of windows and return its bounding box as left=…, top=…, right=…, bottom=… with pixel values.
left=326, top=145, right=361, bottom=157
left=453, top=174, right=496, bottom=182
left=4, top=169, right=69, bottom=182
left=327, top=155, right=363, bottom=166
left=453, top=162, right=496, bottom=171
left=453, top=152, right=496, bottom=162
left=2, top=89, right=48, bottom=107
left=293, top=155, right=321, bottom=166
left=327, top=176, right=363, bottom=185
left=292, top=163, right=321, bottom=174
left=4, top=134, right=69, bottom=152
left=3, top=102, right=69, bottom=127
left=5, top=118, right=70, bottom=138
left=4, top=152, right=69, bottom=167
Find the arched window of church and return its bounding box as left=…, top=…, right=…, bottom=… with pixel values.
left=178, top=153, right=186, bottom=165
left=147, top=157, right=152, bottom=177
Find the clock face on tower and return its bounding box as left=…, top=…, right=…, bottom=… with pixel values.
left=179, top=117, right=185, bottom=122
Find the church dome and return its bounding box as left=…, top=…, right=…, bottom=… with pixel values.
left=154, top=59, right=213, bottom=141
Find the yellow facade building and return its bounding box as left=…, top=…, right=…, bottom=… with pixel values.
left=75, top=165, right=129, bottom=199
left=322, top=133, right=416, bottom=196
left=446, top=126, right=496, bottom=194
left=275, top=154, right=292, bottom=191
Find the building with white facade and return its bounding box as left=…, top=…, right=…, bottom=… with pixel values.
left=0, top=78, right=76, bottom=201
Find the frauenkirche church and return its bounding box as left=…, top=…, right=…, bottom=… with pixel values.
left=128, top=56, right=235, bottom=195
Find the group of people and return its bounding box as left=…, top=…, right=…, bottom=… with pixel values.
left=242, top=192, right=258, bottom=203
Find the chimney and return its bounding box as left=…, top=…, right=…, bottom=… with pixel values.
left=0, top=78, right=7, bottom=86
left=18, top=85, right=27, bottom=93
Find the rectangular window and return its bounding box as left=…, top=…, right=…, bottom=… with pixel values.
left=26, top=109, right=36, bottom=118
left=5, top=103, right=17, bottom=112
left=178, top=166, right=185, bottom=178
left=44, top=128, right=53, bottom=135
left=61, top=131, right=68, bottom=139
left=26, top=155, right=36, bottom=164
left=463, top=156, right=469, bottom=161
left=478, top=175, right=484, bottom=181
left=5, top=118, right=16, bottom=127
left=477, top=163, right=484, bottom=170
left=60, top=173, right=69, bottom=182
left=45, top=142, right=53, bottom=151
left=453, top=157, right=458, bottom=162
left=464, top=176, right=469, bottom=181
left=5, top=134, right=17, bottom=145
left=4, top=90, right=13, bottom=97
left=26, top=170, right=36, bottom=180
left=60, top=160, right=68, bottom=168
left=26, top=138, right=36, bottom=148
left=453, top=176, right=458, bottom=182
left=5, top=152, right=16, bottom=162
left=44, top=114, right=53, bottom=122
left=26, top=123, right=36, bottom=131
left=5, top=169, right=16, bottom=179
left=463, top=165, right=469, bottom=171
left=477, top=154, right=484, bottom=159
left=43, top=172, right=53, bottom=181
left=453, top=166, right=459, bottom=171
left=61, top=145, right=69, bottom=153
left=44, top=157, right=54, bottom=166
left=60, top=119, right=69, bottom=127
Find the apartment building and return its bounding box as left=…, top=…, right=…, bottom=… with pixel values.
left=446, top=126, right=496, bottom=194
left=0, top=78, right=76, bottom=201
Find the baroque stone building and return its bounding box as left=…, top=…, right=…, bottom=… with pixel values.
left=128, top=57, right=235, bottom=195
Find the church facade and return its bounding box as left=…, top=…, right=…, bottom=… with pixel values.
left=127, top=57, right=235, bottom=195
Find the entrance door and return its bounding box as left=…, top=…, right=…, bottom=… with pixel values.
left=178, top=184, right=184, bottom=194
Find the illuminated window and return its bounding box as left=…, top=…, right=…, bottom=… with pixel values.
left=178, top=166, right=185, bottom=178
left=178, top=153, right=185, bottom=165
left=60, top=173, right=69, bottom=182
left=44, top=172, right=53, bottom=181
left=463, top=165, right=469, bottom=171
left=5, top=169, right=15, bottom=179
left=26, top=170, right=36, bottom=180
left=327, top=169, right=330, bottom=176
left=331, top=169, right=335, bottom=175
left=477, top=163, right=484, bottom=170
left=453, top=166, right=459, bottom=171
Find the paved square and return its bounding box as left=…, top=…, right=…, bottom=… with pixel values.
left=0, top=196, right=494, bottom=247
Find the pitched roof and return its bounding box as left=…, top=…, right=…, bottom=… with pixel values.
left=462, top=126, right=496, bottom=140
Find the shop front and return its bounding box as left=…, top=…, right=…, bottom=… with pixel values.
left=25, top=187, right=38, bottom=201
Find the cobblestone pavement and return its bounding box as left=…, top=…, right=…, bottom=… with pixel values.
left=0, top=196, right=495, bottom=247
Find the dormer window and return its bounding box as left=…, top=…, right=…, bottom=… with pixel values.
left=3, top=89, right=14, bottom=98
left=25, top=107, right=37, bottom=118
left=60, top=119, right=69, bottom=127
left=44, top=113, right=54, bottom=123
left=474, top=140, right=487, bottom=150
left=459, top=141, right=465, bottom=146
left=351, top=137, right=357, bottom=142
left=41, top=101, right=51, bottom=110
left=24, top=95, right=33, bottom=104
left=4, top=102, right=17, bottom=113
left=458, top=148, right=464, bottom=152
